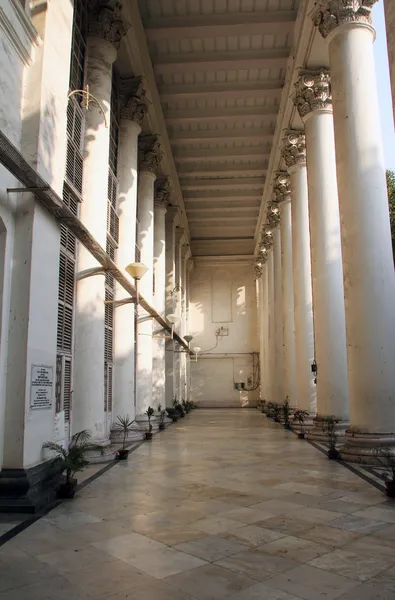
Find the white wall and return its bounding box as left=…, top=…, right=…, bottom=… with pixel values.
left=189, top=259, right=259, bottom=408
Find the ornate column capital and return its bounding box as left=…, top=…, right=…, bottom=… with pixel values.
left=273, top=172, right=291, bottom=203
left=294, top=70, right=332, bottom=119
left=281, top=132, right=307, bottom=169
left=266, top=204, right=280, bottom=229
left=260, top=227, right=274, bottom=250
left=154, top=177, right=171, bottom=211
left=254, top=245, right=269, bottom=278
left=138, top=134, right=162, bottom=174
left=87, top=1, right=128, bottom=48
left=120, top=77, right=148, bottom=125
left=313, top=0, right=378, bottom=39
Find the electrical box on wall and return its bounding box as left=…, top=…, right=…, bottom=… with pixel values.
left=217, top=327, right=229, bottom=336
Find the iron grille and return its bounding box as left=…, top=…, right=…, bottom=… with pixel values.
left=55, top=355, right=72, bottom=422
left=65, top=98, right=84, bottom=197
left=104, top=362, right=113, bottom=412
left=69, top=0, right=87, bottom=92
left=57, top=253, right=75, bottom=353
left=104, top=288, right=114, bottom=363
left=107, top=168, right=119, bottom=245
left=109, top=71, right=120, bottom=174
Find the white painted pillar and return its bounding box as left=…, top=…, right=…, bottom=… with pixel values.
left=261, top=262, right=270, bottom=401
left=173, top=228, right=184, bottom=403
left=179, top=246, right=189, bottom=401
left=384, top=0, right=395, bottom=123
left=136, top=135, right=161, bottom=417
left=294, top=72, right=349, bottom=438
left=73, top=33, right=118, bottom=443
left=272, top=222, right=285, bottom=404
left=275, top=175, right=297, bottom=407
left=256, top=275, right=265, bottom=399
left=281, top=134, right=316, bottom=414
left=315, top=2, right=395, bottom=458
left=266, top=244, right=275, bottom=404
left=165, top=207, right=178, bottom=407
left=152, top=178, right=169, bottom=410
left=113, top=78, right=146, bottom=426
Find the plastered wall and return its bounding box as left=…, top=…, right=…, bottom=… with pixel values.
left=189, top=259, right=259, bottom=408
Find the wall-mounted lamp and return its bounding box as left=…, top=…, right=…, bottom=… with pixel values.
left=192, top=346, right=201, bottom=362
left=166, top=313, right=180, bottom=339
left=125, top=262, right=149, bottom=306
left=184, top=334, right=193, bottom=346
left=68, top=85, right=108, bottom=127
left=171, top=285, right=184, bottom=296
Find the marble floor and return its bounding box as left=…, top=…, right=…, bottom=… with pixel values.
left=1, top=409, right=395, bottom=600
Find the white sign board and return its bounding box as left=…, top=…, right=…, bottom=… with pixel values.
left=30, top=365, right=54, bottom=410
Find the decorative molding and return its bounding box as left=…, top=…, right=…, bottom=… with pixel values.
left=10, top=0, right=39, bottom=45
left=266, top=204, right=280, bottom=229
left=0, top=7, right=35, bottom=65
left=154, top=176, right=170, bottom=210
left=313, top=0, right=378, bottom=38
left=87, top=0, right=128, bottom=48
left=281, top=132, right=306, bottom=168
left=260, top=227, right=274, bottom=250
left=273, top=172, right=291, bottom=203
left=138, top=134, right=162, bottom=174
left=119, top=76, right=148, bottom=124
left=294, top=69, right=332, bottom=119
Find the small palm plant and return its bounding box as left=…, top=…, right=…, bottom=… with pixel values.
left=114, top=415, right=136, bottom=460
left=145, top=406, right=154, bottom=439
left=293, top=409, right=310, bottom=438
left=283, top=397, right=292, bottom=429
left=272, top=403, right=281, bottom=422
left=42, top=430, right=103, bottom=498
left=159, top=410, right=166, bottom=430
left=322, top=416, right=340, bottom=459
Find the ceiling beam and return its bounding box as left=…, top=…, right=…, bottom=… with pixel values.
left=186, top=206, right=260, bottom=213
left=180, top=167, right=266, bottom=177
left=183, top=190, right=261, bottom=199
left=181, top=177, right=265, bottom=189
left=188, top=216, right=258, bottom=222
left=154, top=49, right=289, bottom=73
left=170, top=128, right=273, bottom=143
left=158, top=80, right=284, bottom=100
left=145, top=11, right=297, bottom=40
left=164, top=106, right=278, bottom=123
left=174, top=147, right=271, bottom=161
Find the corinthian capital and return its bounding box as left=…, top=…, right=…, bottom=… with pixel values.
left=254, top=260, right=263, bottom=280
left=281, top=132, right=306, bottom=169
left=273, top=172, right=291, bottom=203
left=154, top=177, right=171, bottom=209
left=294, top=70, right=332, bottom=119
left=138, top=135, right=162, bottom=174
left=313, top=0, right=378, bottom=38
left=88, top=1, right=128, bottom=48
left=260, top=228, right=274, bottom=250
left=266, top=204, right=280, bottom=229
left=120, top=77, right=148, bottom=125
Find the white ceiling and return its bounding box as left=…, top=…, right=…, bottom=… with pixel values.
left=137, top=0, right=300, bottom=257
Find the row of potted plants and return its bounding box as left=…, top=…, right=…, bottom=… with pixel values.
left=43, top=400, right=198, bottom=500
left=258, top=399, right=395, bottom=497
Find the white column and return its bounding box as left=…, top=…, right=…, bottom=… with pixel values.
left=256, top=272, right=265, bottom=400
left=173, top=228, right=184, bottom=403
left=384, top=0, right=395, bottom=123
left=270, top=214, right=285, bottom=404
left=294, top=72, right=349, bottom=438
left=281, top=134, right=316, bottom=414
left=265, top=239, right=275, bottom=404
left=165, top=207, right=178, bottom=407
left=136, top=135, right=161, bottom=418
left=113, top=78, right=146, bottom=428
left=261, top=262, right=270, bottom=401
left=315, top=2, right=395, bottom=459
left=275, top=175, right=297, bottom=407
left=152, top=178, right=169, bottom=410
left=73, top=28, right=118, bottom=443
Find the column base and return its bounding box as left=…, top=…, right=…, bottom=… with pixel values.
left=0, top=461, right=62, bottom=514
left=339, top=431, right=395, bottom=465
left=307, top=415, right=349, bottom=442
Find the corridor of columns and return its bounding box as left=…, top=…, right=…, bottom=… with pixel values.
left=2, top=410, right=395, bottom=600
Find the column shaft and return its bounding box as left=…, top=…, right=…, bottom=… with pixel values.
left=304, top=109, right=349, bottom=429
left=325, top=15, right=395, bottom=456
left=165, top=208, right=177, bottom=406
left=272, top=227, right=285, bottom=404
left=73, top=37, right=116, bottom=442
left=287, top=159, right=316, bottom=413
left=152, top=194, right=167, bottom=410
left=266, top=249, right=275, bottom=403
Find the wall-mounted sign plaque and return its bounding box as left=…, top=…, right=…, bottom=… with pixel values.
left=30, top=365, right=54, bottom=410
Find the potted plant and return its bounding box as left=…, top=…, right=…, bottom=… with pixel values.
left=283, top=397, right=292, bottom=429
left=322, top=416, right=340, bottom=459
left=266, top=402, right=274, bottom=418
left=42, top=430, right=103, bottom=499
left=173, top=398, right=185, bottom=418
left=166, top=407, right=179, bottom=422
left=158, top=410, right=166, bottom=431
left=375, top=446, right=395, bottom=497
left=293, top=409, right=310, bottom=439
left=114, top=415, right=135, bottom=460
left=259, top=400, right=267, bottom=414
left=272, top=403, right=281, bottom=423
left=145, top=406, right=154, bottom=440
left=157, top=403, right=162, bottom=414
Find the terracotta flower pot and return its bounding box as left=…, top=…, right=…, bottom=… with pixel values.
left=117, top=449, right=129, bottom=460
left=145, top=431, right=153, bottom=440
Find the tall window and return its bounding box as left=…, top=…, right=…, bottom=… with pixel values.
left=55, top=0, right=87, bottom=425
left=104, top=71, right=120, bottom=415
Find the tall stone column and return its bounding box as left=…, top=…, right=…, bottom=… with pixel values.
left=179, top=245, right=190, bottom=401
left=262, top=230, right=275, bottom=404
left=384, top=0, right=395, bottom=123
left=261, top=260, right=270, bottom=401
left=281, top=134, right=316, bottom=414
left=136, top=135, right=162, bottom=418
left=294, top=71, right=349, bottom=438
left=152, top=178, right=169, bottom=410
left=173, top=228, right=184, bottom=403
left=73, top=4, right=125, bottom=442
left=254, top=259, right=265, bottom=400
left=165, top=206, right=178, bottom=406
left=315, top=1, right=395, bottom=459
left=274, top=174, right=297, bottom=407
left=112, top=78, right=147, bottom=428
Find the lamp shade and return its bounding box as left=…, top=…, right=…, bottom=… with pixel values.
left=166, top=313, right=180, bottom=325
left=184, top=334, right=193, bottom=343
left=192, top=346, right=201, bottom=354
left=125, top=262, right=149, bottom=280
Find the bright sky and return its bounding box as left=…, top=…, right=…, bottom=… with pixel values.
left=373, top=2, right=395, bottom=171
